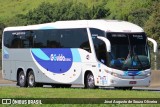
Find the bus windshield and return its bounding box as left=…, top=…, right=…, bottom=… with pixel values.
left=106, top=33, right=150, bottom=71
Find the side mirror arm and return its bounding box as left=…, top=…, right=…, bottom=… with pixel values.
left=97, top=36, right=111, bottom=52
left=147, top=37, right=157, bottom=53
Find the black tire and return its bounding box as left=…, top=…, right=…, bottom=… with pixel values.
left=85, top=72, right=97, bottom=89
left=27, top=70, right=36, bottom=87
left=18, top=70, right=27, bottom=87
left=51, top=84, right=71, bottom=88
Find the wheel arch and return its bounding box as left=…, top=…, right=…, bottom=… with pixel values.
left=84, top=70, right=97, bottom=89
left=26, top=68, right=33, bottom=77
left=26, top=68, right=36, bottom=81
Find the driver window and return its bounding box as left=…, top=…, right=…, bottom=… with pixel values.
left=92, top=37, right=107, bottom=64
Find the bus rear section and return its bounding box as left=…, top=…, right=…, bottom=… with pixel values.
left=2, top=27, right=96, bottom=88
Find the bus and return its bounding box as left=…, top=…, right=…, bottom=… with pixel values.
left=2, top=20, right=157, bottom=89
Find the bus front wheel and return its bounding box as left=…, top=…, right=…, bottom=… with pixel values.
left=85, top=72, right=97, bottom=89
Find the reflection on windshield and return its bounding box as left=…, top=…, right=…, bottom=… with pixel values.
left=107, top=33, right=150, bottom=71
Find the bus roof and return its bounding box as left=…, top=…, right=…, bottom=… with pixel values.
left=4, top=20, right=144, bottom=33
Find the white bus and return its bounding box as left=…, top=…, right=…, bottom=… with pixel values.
left=2, top=20, right=157, bottom=89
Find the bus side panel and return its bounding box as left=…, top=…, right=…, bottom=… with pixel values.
left=2, top=60, right=11, bottom=80
left=2, top=47, right=11, bottom=80
left=10, top=60, right=16, bottom=81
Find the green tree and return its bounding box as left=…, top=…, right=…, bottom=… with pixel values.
left=24, top=1, right=110, bottom=24
left=128, top=8, right=151, bottom=27
left=89, top=2, right=110, bottom=19
left=144, top=1, right=160, bottom=48
left=7, top=14, right=27, bottom=26
left=25, top=2, right=54, bottom=24
left=0, top=22, right=6, bottom=48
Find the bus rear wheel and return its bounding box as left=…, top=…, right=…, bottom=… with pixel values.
left=85, top=72, right=97, bottom=89
left=27, top=70, right=43, bottom=87
left=27, top=70, right=40, bottom=87
left=18, top=70, right=27, bottom=87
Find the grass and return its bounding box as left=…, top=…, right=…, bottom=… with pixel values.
left=0, top=0, right=59, bottom=23
left=0, top=0, right=152, bottom=25
left=0, top=87, right=160, bottom=98
left=0, top=87, right=160, bottom=107
left=0, top=0, right=95, bottom=23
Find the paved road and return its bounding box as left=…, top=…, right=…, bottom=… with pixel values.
left=0, top=70, right=160, bottom=92
left=0, top=83, right=159, bottom=92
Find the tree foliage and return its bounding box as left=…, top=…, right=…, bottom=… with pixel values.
left=23, top=1, right=110, bottom=25
left=144, top=1, right=160, bottom=48
left=0, top=22, right=6, bottom=47
left=128, top=8, right=151, bottom=27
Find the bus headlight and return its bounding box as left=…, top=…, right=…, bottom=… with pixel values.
left=104, top=69, right=122, bottom=77
left=111, top=72, right=122, bottom=77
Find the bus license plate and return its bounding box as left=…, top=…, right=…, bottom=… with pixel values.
left=129, top=81, right=136, bottom=84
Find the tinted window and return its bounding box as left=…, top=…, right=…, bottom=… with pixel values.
left=4, top=31, right=13, bottom=48
left=4, top=28, right=90, bottom=52
left=33, top=30, right=60, bottom=48
left=90, top=28, right=107, bottom=64
left=92, top=38, right=107, bottom=64
left=90, top=28, right=105, bottom=37
left=59, top=28, right=90, bottom=52
left=4, top=31, right=31, bottom=48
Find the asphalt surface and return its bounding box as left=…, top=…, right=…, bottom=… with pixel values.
left=0, top=70, right=160, bottom=92
left=0, top=83, right=159, bottom=92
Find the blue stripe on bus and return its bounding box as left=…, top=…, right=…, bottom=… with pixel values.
left=39, top=26, right=55, bottom=29
left=71, top=49, right=81, bottom=62
left=31, top=49, right=50, bottom=60
left=124, top=71, right=141, bottom=76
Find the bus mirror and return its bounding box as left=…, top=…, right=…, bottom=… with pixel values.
left=147, top=37, right=157, bottom=53
left=97, top=36, right=111, bottom=52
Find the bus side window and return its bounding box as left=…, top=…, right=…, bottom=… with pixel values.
left=4, top=31, right=13, bottom=48
left=11, top=34, right=24, bottom=48
left=59, top=28, right=91, bottom=52
left=90, top=28, right=107, bottom=64
left=46, top=29, right=61, bottom=48
left=22, top=30, right=34, bottom=48
left=90, top=28, right=105, bottom=37
left=93, top=38, right=107, bottom=64
left=11, top=36, right=23, bottom=48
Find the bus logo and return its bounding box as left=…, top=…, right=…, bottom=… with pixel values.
left=50, top=54, right=71, bottom=61
left=31, top=48, right=73, bottom=73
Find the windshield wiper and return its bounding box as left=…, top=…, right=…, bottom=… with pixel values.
left=133, top=46, right=144, bottom=69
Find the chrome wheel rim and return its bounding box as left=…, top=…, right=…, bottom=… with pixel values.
left=19, top=73, right=25, bottom=85
left=88, top=74, right=94, bottom=88
left=29, top=74, right=34, bottom=86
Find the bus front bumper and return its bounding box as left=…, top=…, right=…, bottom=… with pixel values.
left=96, top=75, right=151, bottom=87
